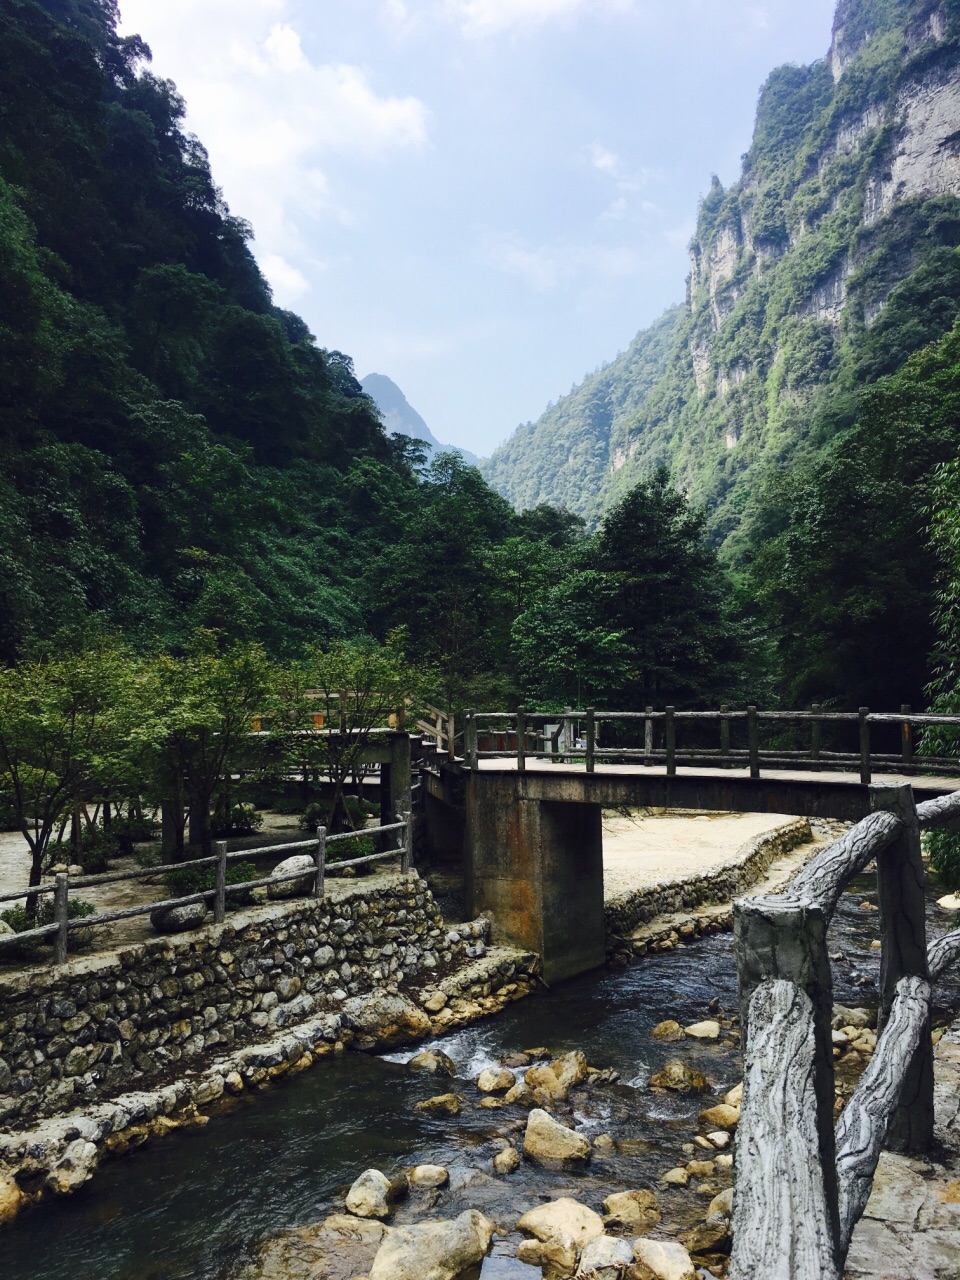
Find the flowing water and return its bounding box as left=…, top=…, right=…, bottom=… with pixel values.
left=1, top=873, right=958, bottom=1279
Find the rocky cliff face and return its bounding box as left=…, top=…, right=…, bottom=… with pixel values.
left=483, top=0, right=960, bottom=554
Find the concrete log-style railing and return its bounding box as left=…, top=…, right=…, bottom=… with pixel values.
left=461, top=704, right=960, bottom=781
left=730, top=782, right=960, bottom=1279
left=0, top=814, right=415, bottom=969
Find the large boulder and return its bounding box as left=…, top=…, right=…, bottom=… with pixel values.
left=683, top=1020, right=720, bottom=1040
left=477, top=1067, right=516, bottom=1093
left=415, top=1093, right=462, bottom=1117
left=550, top=1049, right=589, bottom=1091
left=0, top=1171, right=22, bottom=1225
left=238, top=1213, right=387, bottom=1280
left=368, top=1209, right=494, bottom=1280
left=410, top=1164, right=449, bottom=1189
left=523, top=1109, right=591, bottom=1167
left=698, top=1103, right=740, bottom=1131
left=345, top=1168, right=393, bottom=1220
left=648, top=1059, right=708, bottom=1093
left=631, top=1238, right=697, bottom=1280
left=525, top=1064, right=568, bottom=1102
left=44, top=1139, right=99, bottom=1195
left=409, top=1049, right=456, bottom=1076
left=601, top=1189, right=660, bottom=1231
left=343, top=991, right=431, bottom=1050
left=150, top=901, right=207, bottom=934
left=267, top=854, right=316, bottom=900
left=577, top=1235, right=634, bottom=1275
left=518, top=1198, right=604, bottom=1251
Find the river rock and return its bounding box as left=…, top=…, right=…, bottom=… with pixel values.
left=699, top=1104, right=739, bottom=1131
left=415, top=1093, right=462, bottom=1117
left=518, top=1197, right=605, bottom=1251
left=45, top=1138, right=99, bottom=1195
left=493, top=1146, right=520, bottom=1175
left=648, top=1059, right=708, bottom=1093
left=0, top=1171, right=22, bottom=1224
left=706, top=1130, right=730, bottom=1149
left=516, top=1236, right=578, bottom=1276
left=525, top=1064, right=567, bottom=1101
left=631, top=1238, right=697, bottom=1280
left=410, top=1163, right=449, bottom=1189
left=593, top=1133, right=616, bottom=1154
left=477, top=1067, right=516, bottom=1093
left=686, top=1159, right=715, bottom=1178
left=523, top=1109, right=591, bottom=1167
left=550, top=1049, right=588, bottom=1090
left=650, top=1020, right=684, bottom=1042
left=577, top=1235, right=634, bottom=1275
left=683, top=1020, right=720, bottom=1040
left=707, top=1188, right=734, bottom=1218
left=832, top=1005, right=872, bottom=1031
left=503, top=1080, right=533, bottom=1106
left=241, top=1214, right=388, bottom=1280
left=714, top=1153, right=733, bottom=1170
left=368, top=1209, right=494, bottom=1280
left=679, top=1213, right=732, bottom=1256
left=0, top=919, right=15, bottom=937
left=267, top=854, right=316, bottom=899
left=150, top=901, right=208, bottom=934
left=602, top=1189, right=660, bottom=1231
left=346, top=1168, right=393, bottom=1219
left=409, top=1049, right=456, bottom=1076
left=343, top=991, right=431, bottom=1049
left=660, top=1167, right=689, bottom=1186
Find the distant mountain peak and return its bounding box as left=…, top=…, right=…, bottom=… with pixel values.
left=361, top=373, right=478, bottom=465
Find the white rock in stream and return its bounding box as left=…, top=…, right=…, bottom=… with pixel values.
left=368, top=1209, right=495, bottom=1280
left=683, top=1020, right=721, bottom=1040
left=522, top=1109, right=591, bottom=1167
left=345, top=1169, right=392, bottom=1219
left=517, top=1197, right=604, bottom=1250
left=632, top=1237, right=697, bottom=1280
left=410, top=1164, right=449, bottom=1189
left=577, top=1235, right=634, bottom=1274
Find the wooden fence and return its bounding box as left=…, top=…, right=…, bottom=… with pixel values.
left=730, top=782, right=960, bottom=1278
left=0, top=814, right=414, bottom=968
left=462, top=705, right=960, bottom=780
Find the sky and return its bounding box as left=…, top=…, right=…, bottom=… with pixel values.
left=117, top=0, right=838, bottom=456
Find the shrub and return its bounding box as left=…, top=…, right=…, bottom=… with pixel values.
left=164, top=861, right=259, bottom=907
left=108, top=813, right=160, bottom=854
left=0, top=897, right=97, bottom=959
left=43, top=830, right=117, bottom=875
left=213, top=804, right=264, bottom=837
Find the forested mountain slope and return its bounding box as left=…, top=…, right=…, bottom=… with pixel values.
left=483, top=0, right=960, bottom=556
left=361, top=373, right=478, bottom=464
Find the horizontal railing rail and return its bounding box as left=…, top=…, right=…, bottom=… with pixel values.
left=0, top=814, right=414, bottom=969
left=461, top=704, right=960, bottom=781
left=730, top=783, right=960, bottom=1278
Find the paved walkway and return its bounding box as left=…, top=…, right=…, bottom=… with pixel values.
left=846, top=1023, right=960, bottom=1279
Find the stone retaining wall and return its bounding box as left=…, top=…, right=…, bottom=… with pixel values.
left=603, top=817, right=813, bottom=941
left=0, top=871, right=498, bottom=1133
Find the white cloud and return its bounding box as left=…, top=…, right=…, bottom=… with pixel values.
left=259, top=253, right=311, bottom=304
left=480, top=231, right=645, bottom=293
left=118, top=2, right=428, bottom=273
left=444, top=0, right=632, bottom=38
left=589, top=143, right=620, bottom=175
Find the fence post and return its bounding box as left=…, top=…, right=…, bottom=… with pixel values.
left=466, top=708, right=478, bottom=771
left=665, top=706, right=676, bottom=777
left=402, top=810, right=414, bottom=874
left=53, top=872, right=69, bottom=966
left=516, top=705, right=526, bottom=774
left=562, top=705, right=573, bottom=763
left=733, top=895, right=841, bottom=1272
left=811, top=704, right=822, bottom=765
left=315, top=825, right=326, bottom=899
left=859, top=707, right=871, bottom=785
left=901, top=704, right=913, bottom=768
left=644, top=706, right=654, bottom=766
left=446, top=712, right=456, bottom=761
left=585, top=707, right=596, bottom=774
left=870, top=783, right=933, bottom=1153
left=748, top=705, right=759, bottom=778
left=213, top=840, right=228, bottom=924
left=720, top=704, right=730, bottom=766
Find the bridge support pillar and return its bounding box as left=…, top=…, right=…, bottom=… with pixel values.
left=465, top=774, right=605, bottom=983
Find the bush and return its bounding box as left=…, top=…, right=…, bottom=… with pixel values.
left=213, top=804, right=263, bottom=837
left=1, top=897, right=97, bottom=959
left=927, top=829, right=960, bottom=894
left=43, top=830, right=117, bottom=875
left=164, top=861, right=259, bottom=907
left=298, top=801, right=327, bottom=831
left=108, top=813, right=160, bottom=854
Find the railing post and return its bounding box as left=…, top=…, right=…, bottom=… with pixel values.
left=901, top=704, right=913, bottom=768
left=859, top=707, right=871, bottom=785
left=665, top=706, right=676, bottom=776
left=315, top=825, right=326, bottom=899
left=446, top=712, right=456, bottom=761
left=402, top=809, right=414, bottom=873
left=562, top=705, right=573, bottom=763
left=733, top=895, right=841, bottom=1275
left=644, top=706, right=653, bottom=766
left=811, top=703, right=822, bottom=765
left=466, top=708, right=478, bottom=771
left=869, top=783, right=933, bottom=1153
left=585, top=707, right=595, bottom=773
left=53, top=872, right=69, bottom=966
left=516, top=704, right=526, bottom=774
left=748, top=705, right=759, bottom=778
left=213, top=839, right=228, bottom=924
left=720, top=704, right=730, bottom=767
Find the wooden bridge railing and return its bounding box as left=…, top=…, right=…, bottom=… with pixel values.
left=730, top=783, right=960, bottom=1279
left=461, top=705, right=960, bottom=779
left=0, top=814, right=415, bottom=969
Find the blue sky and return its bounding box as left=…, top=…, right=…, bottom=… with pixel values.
left=118, top=0, right=838, bottom=456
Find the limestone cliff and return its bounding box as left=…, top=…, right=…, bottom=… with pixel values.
left=482, top=0, right=960, bottom=555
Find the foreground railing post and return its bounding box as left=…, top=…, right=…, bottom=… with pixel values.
left=516, top=704, right=526, bottom=773
left=859, top=708, right=871, bottom=784
left=402, top=810, right=414, bottom=873
left=665, top=706, right=676, bottom=776
left=811, top=703, right=822, bottom=765
left=901, top=704, right=913, bottom=768
left=446, top=712, right=456, bottom=761
left=53, top=872, right=69, bottom=966
left=732, top=896, right=841, bottom=1278
left=315, top=825, right=326, bottom=898
left=585, top=707, right=595, bottom=773
left=562, top=705, right=573, bottom=763
left=644, top=706, right=653, bottom=766
left=870, top=783, right=933, bottom=1152
left=748, top=705, right=759, bottom=778
left=213, top=840, right=228, bottom=924
left=466, top=708, right=478, bottom=771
